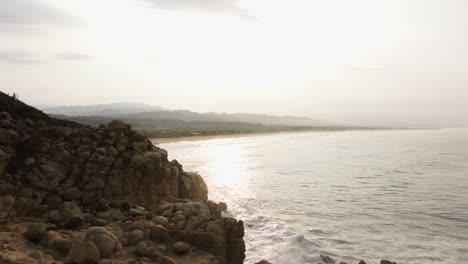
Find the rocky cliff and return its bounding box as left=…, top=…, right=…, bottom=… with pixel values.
left=0, top=92, right=245, bottom=264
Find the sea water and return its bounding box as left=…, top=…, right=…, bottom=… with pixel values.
left=160, top=128, right=468, bottom=264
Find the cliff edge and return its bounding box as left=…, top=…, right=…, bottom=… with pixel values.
left=0, top=92, right=245, bottom=264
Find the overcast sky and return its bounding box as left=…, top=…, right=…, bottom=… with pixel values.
left=1, top=0, right=467, bottom=126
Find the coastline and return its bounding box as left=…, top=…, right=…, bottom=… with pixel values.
left=150, top=127, right=409, bottom=144
left=150, top=131, right=293, bottom=144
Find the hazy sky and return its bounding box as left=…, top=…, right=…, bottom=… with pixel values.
left=1, top=0, right=467, bottom=125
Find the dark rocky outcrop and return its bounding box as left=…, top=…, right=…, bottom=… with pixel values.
left=0, top=91, right=244, bottom=264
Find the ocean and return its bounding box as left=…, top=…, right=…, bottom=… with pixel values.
left=160, top=128, right=468, bottom=264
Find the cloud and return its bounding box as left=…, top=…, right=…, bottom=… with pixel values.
left=143, top=0, right=256, bottom=21
left=0, top=0, right=80, bottom=26
left=56, top=52, right=93, bottom=61
left=0, top=50, right=45, bottom=64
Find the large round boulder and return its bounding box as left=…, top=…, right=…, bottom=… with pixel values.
left=84, top=227, right=122, bottom=258
left=66, top=240, right=100, bottom=264
left=183, top=202, right=210, bottom=218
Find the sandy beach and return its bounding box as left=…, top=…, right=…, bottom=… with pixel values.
left=150, top=131, right=301, bottom=144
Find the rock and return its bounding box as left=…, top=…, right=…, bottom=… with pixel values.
left=151, top=225, right=169, bottom=243
left=254, top=261, right=272, bottom=264
left=153, top=216, right=168, bottom=226
left=49, top=235, right=72, bottom=254
left=358, top=260, right=366, bottom=264
left=380, top=260, right=397, bottom=264
left=172, top=215, right=186, bottom=223
left=128, top=230, right=144, bottom=246
left=206, top=220, right=225, bottom=238
left=136, top=241, right=166, bottom=260
left=63, top=187, right=81, bottom=201
left=320, top=254, right=336, bottom=264
left=95, top=219, right=108, bottom=226
left=183, top=202, right=210, bottom=217
left=173, top=241, right=191, bottom=255
left=84, top=227, right=122, bottom=258
left=49, top=202, right=84, bottom=227
left=161, top=256, right=177, bottom=264
left=162, top=208, right=173, bottom=218
left=26, top=223, right=47, bottom=241
left=128, top=208, right=145, bottom=217
left=66, top=240, right=100, bottom=264
left=46, top=195, right=62, bottom=210
left=135, top=241, right=149, bottom=257
left=218, top=202, right=227, bottom=212
left=0, top=195, right=15, bottom=220
left=28, top=250, right=44, bottom=259
left=24, top=157, right=36, bottom=167
left=107, top=120, right=130, bottom=129
left=185, top=213, right=209, bottom=232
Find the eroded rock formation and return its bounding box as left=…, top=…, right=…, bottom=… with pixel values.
left=0, top=92, right=245, bottom=264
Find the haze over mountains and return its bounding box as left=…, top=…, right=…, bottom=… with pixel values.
left=43, top=103, right=333, bottom=127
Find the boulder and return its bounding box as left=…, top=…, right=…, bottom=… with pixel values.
left=153, top=216, right=168, bottom=226
left=128, top=230, right=144, bottom=246
left=183, top=202, right=210, bottom=218
left=172, top=241, right=191, bottom=255
left=66, top=240, right=100, bottom=264
left=84, top=227, right=122, bottom=258
left=26, top=223, right=47, bottom=241
left=49, top=202, right=84, bottom=227
left=254, top=261, right=272, bottom=264
left=151, top=225, right=169, bottom=243
left=380, top=260, right=397, bottom=264
left=49, top=234, right=72, bottom=254
left=185, top=213, right=209, bottom=232
left=161, top=256, right=177, bottom=264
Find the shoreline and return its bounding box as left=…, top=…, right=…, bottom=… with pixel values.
left=150, top=127, right=414, bottom=144
left=151, top=130, right=318, bottom=144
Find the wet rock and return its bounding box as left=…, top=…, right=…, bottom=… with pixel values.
left=26, top=223, right=47, bottom=241
left=320, top=254, right=336, bottom=264
left=380, top=260, right=397, bottom=264
left=358, top=260, right=367, bottom=264
left=173, top=241, right=191, bottom=255
left=84, top=227, right=122, bottom=258
left=66, top=240, right=100, bottom=264
left=254, top=261, right=272, bottom=264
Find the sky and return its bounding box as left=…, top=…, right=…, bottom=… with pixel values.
left=0, top=0, right=467, bottom=126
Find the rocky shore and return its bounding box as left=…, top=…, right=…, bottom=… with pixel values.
left=0, top=92, right=245, bottom=264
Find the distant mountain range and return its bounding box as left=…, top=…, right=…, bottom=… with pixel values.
left=42, top=103, right=334, bottom=127
left=43, top=102, right=168, bottom=116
